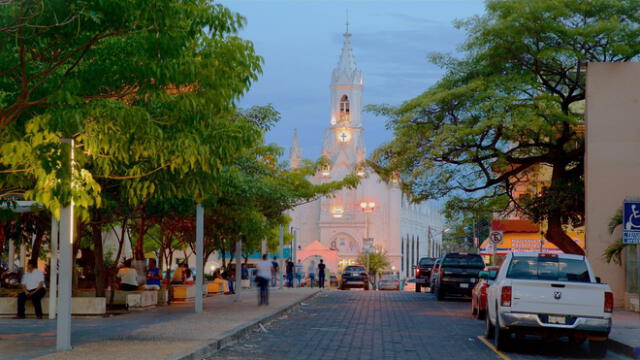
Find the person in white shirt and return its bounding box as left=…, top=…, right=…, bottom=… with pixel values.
left=116, top=259, right=139, bottom=291
left=255, top=254, right=272, bottom=306
left=17, top=262, right=46, bottom=319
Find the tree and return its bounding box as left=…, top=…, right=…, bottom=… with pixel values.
left=370, top=0, right=640, bottom=254
left=357, top=248, right=390, bottom=288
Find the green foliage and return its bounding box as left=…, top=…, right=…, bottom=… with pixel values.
left=603, top=207, right=626, bottom=265
left=369, top=0, right=640, bottom=253
left=1, top=0, right=263, bottom=218
left=356, top=248, right=390, bottom=275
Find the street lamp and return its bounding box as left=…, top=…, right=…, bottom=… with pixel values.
left=428, top=225, right=449, bottom=257
left=360, top=201, right=376, bottom=287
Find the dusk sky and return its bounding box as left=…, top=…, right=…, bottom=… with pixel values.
left=220, top=0, right=487, bottom=161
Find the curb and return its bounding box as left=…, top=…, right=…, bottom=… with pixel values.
left=172, top=290, right=321, bottom=360
left=609, top=337, right=640, bottom=359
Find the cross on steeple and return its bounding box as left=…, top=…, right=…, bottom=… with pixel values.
left=345, top=10, right=349, bottom=34
left=340, top=132, right=348, bottom=143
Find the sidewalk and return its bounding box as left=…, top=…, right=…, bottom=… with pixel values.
left=610, top=308, right=640, bottom=359
left=0, top=287, right=319, bottom=360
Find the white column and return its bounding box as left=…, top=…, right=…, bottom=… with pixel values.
left=8, top=240, right=15, bottom=272
left=57, top=138, right=74, bottom=351
left=234, top=239, right=242, bottom=302
left=261, top=238, right=267, bottom=256
left=279, top=225, right=284, bottom=289
left=195, top=204, right=204, bottom=313
left=49, top=218, right=59, bottom=320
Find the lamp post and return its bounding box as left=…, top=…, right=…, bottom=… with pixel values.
left=428, top=225, right=450, bottom=257
left=360, top=201, right=376, bottom=287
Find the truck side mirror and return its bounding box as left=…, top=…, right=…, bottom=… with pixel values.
left=479, top=271, right=488, bottom=280
left=488, top=271, right=497, bottom=281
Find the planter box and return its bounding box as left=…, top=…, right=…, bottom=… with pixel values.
left=207, top=280, right=228, bottom=295
left=0, top=296, right=106, bottom=315
left=170, top=285, right=195, bottom=301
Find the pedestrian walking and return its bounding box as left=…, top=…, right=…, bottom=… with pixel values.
left=317, top=259, right=326, bottom=288
left=270, top=257, right=279, bottom=287
left=295, top=259, right=304, bottom=287
left=307, top=260, right=316, bottom=288
left=255, top=254, right=272, bottom=306
left=286, top=258, right=294, bottom=288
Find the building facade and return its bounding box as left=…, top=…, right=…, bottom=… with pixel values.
left=289, top=29, right=444, bottom=279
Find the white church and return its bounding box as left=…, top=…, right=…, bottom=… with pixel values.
left=288, top=28, right=445, bottom=279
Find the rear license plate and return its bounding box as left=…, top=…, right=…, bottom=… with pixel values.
left=459, top=283, right=469, bottom=288
left=548, top=315, right=566, bottom=324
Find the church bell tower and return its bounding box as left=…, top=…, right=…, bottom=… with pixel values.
left=322, top=25, right=366, bottom=169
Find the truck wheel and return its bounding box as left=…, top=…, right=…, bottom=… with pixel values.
left=415, top=284, right=421, bottom=293
left=588, top=339, right=608, bottom=358
left=485, top=311, right=494, bottom=338
left=494, top=313, right=511, bottom=351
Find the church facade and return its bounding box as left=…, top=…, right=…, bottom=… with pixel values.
left=289, top=29, right=444, bottom=279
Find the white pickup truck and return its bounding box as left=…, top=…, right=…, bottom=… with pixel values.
left=486, top=252, right=613, bottom=357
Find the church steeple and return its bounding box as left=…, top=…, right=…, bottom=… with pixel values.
left=331, top=31, right=362, bottom=87
left=321, top=26, right=366, bottom=171
left=289, top=128, right=302, bottom=169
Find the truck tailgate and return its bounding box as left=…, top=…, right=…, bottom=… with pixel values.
left=510, top=280, right=606, bottom=318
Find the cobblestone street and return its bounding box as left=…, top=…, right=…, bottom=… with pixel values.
left=207, top=290, right=494, bottom=360
left=207, top=291, right=631, bottom=360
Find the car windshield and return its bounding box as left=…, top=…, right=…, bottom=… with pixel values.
left=419, top=258, right=435, bottom=266
left=345, top=266, right=365, bottom=273
left=442, top=254, right=485, bottom=267
left=506, top=256, right=590, bottom=283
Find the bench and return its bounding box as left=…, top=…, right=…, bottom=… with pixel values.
left=105, top=290, right=157, bottom=308
left=207, top=279, right=229, bottom=295
left=170, top=284, right=195, bottom=301
left=0, top=296, right=106, bottom=316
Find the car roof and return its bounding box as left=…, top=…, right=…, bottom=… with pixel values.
left=511, top=252, right=585, bottom=260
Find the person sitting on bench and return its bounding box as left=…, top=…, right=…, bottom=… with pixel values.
left=16, top=262, right=46, bottom=319
left=117, top=259, right=139, bottom=291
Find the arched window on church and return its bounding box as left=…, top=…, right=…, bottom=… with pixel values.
left=339, top=95, right=350, bottom=122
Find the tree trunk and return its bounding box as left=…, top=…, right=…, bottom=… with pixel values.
left=136, top=213, right=146, bottom=260
left=91, top=220, right=106, bottom=298
left=546, top=215, right=584, bottom=255
left=544, top=162, right=585, bottom=255
left=29, top=226, right=44, bottom=266
left=0, top=225, right=4, bottom=256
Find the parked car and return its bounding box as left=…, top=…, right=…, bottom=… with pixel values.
left=431, top=252, right=485, bottom=300
left=429, top=258, right=442, bottom=293
left=414, top=257, right=437, bottom=292
left=471, top=266, right=500, bottom=319
left=486, top=252, right=613, bottom=356
left=378, top=273, right=400, bottom=290
left=340, top=265, right=369, bottom=290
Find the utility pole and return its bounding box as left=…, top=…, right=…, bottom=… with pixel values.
left=195, top=204, right=204, bottom=313
left=57, top=138, right=74, bottom=351
left=279, top=225, right=284, bottom=289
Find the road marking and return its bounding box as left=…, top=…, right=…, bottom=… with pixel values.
left=477, top=336, right=511, bottom=360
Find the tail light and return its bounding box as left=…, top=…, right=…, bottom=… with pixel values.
left=501, top=286, right=512, bottom=307
left=416, top=269, right=421, bottom=276
left=604, top=292, right=613, bottom=313
left=481, top=286, right=487, bottom=296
